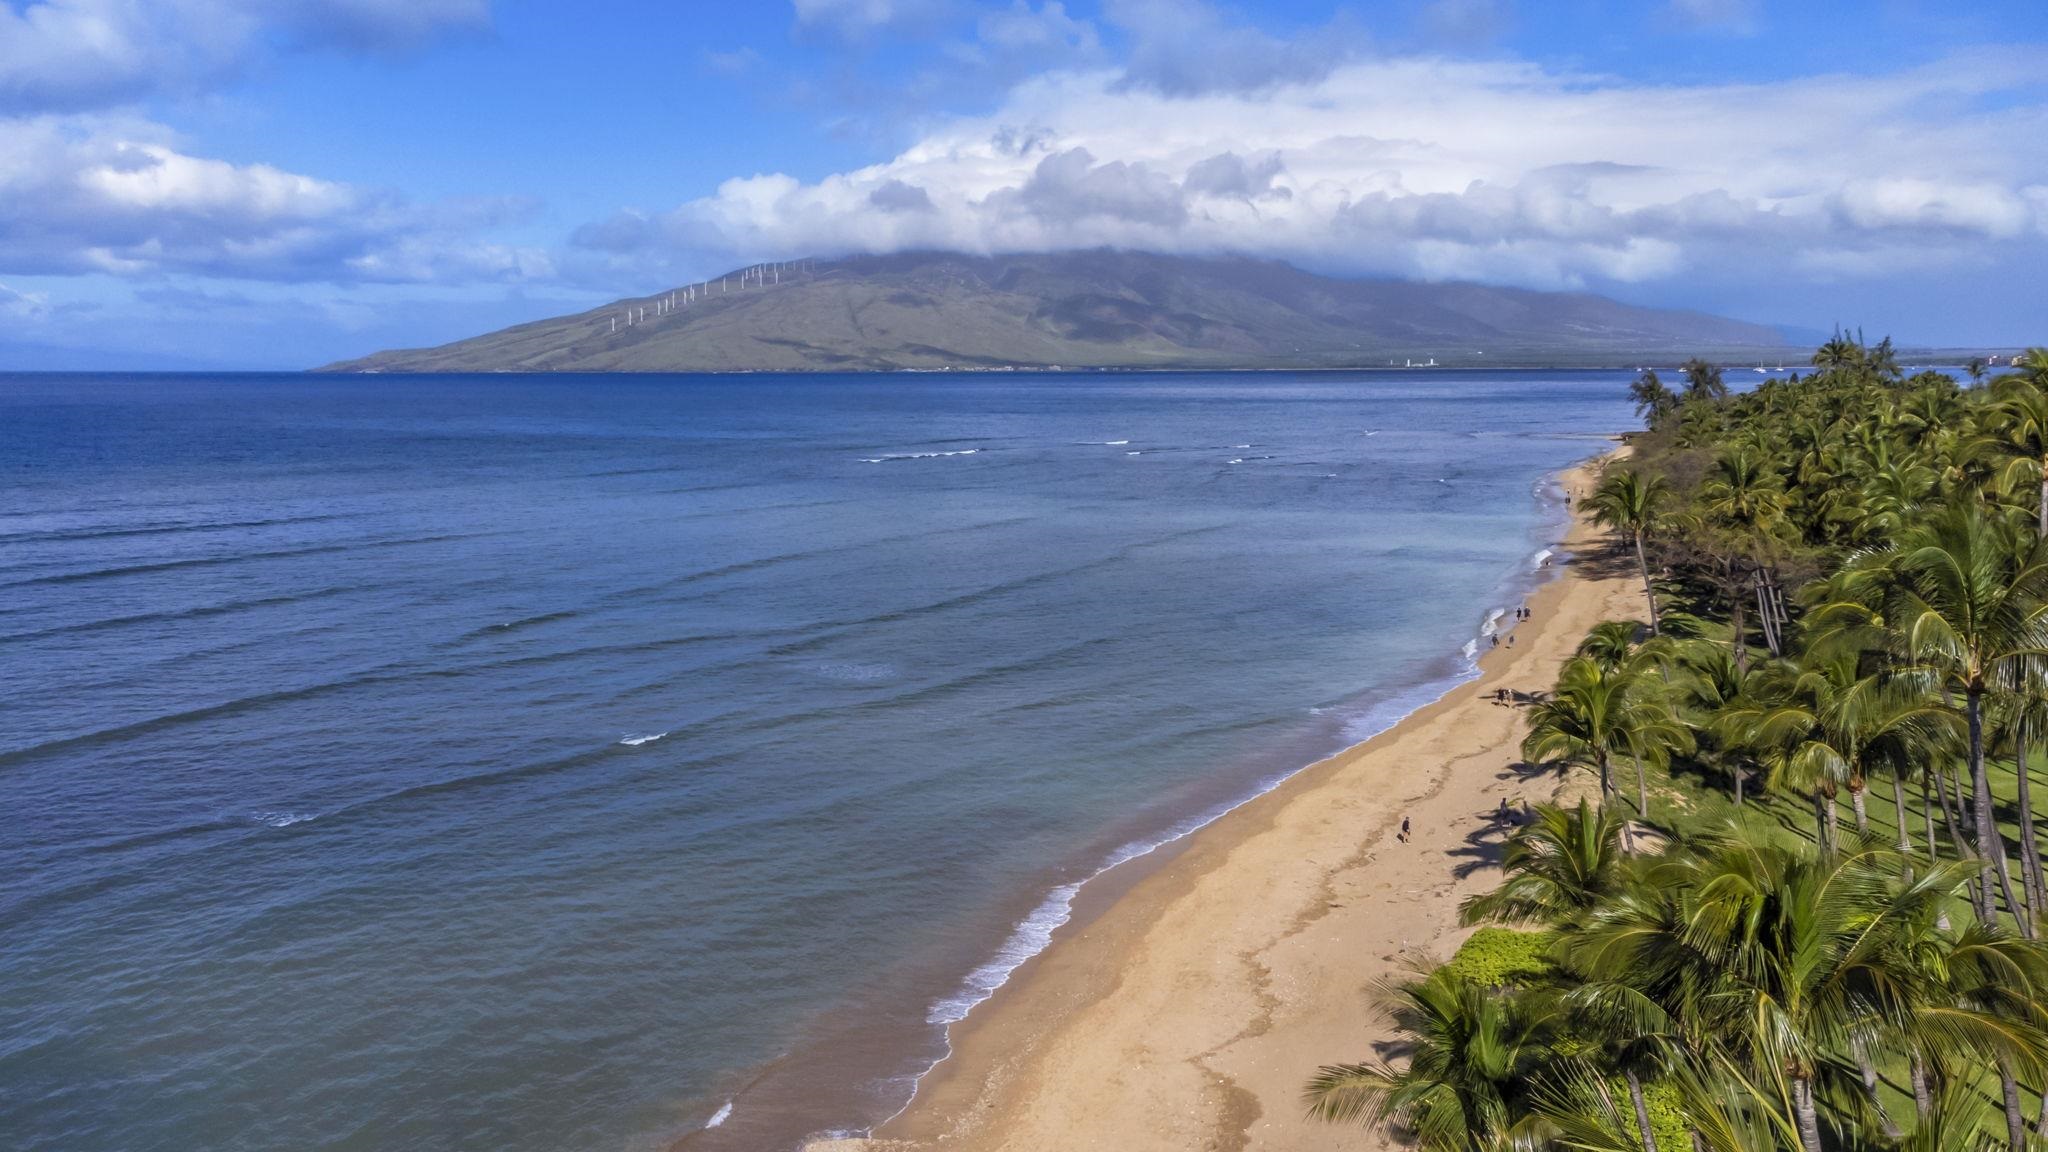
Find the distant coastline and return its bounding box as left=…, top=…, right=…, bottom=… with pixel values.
left=309, top=354, right=2006, bottom=377
left=317, top=250, right=1793, bottom=375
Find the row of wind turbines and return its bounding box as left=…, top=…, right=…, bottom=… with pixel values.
left=606, top=259, right=817, bottom=334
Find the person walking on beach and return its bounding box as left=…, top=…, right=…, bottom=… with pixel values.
left=1399, top=816, right=1411, bottom=843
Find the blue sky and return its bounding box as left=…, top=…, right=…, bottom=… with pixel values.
left=0, top=0, right=2043, bottom=368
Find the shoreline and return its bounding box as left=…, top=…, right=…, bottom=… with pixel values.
left=806, top=442, right=1638, bottom=1152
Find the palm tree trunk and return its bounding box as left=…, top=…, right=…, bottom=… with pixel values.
left=1634, top=533, right=1660, bottom=635
left=1635, top=754, right=1650, bottom=821
left=2018, top=741, right=2047, bottom=923
left=1970, top=688, right=2000, bottom=923
left=1627, top=1069, right=1660, bottom=1152
left=1730, top=587, right=1748, bottom=675
left=1791, top=1077, right=1824, bottom=1152
left=1892, top=773, right=1915, bottom=878
left=1937, top=765, right=1966, bottom=854
left=2001, top=851, right=2034, bottom=938
left=2037, top=453, right=2046, bottom=536
left=2001, top=1061, right=2027, bottom=1151
left=1850, top=778, right=1869, bottom=837
left=1923, top=773, right=1941, bottom=862
left=1857, top=1043, right=1902, bottom=1141
left=1936, top=763, right=1981, bottom=912
left=1910, top=1052, right=1932, bottom=1124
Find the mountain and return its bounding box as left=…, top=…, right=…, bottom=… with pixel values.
left=318, top=250, right=1789, bottom=373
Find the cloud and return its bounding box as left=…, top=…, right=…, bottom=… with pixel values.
left=792, top=0, right=944, bottom=35
left=576, top=50, right=2048, bottom=294
left=1012, top=147, right=1187, bottom=227
left=0, top=117, right=549, bottom=284
left=0, top=281, right=51, bottom=319
left=1664, top=0, right=1759, bottom=35
left=0, top=0, right=491, bottom=113
left=1106, top=0, right=1368, bottom=96
left=868, top=179, right=935, bottom=212
left=702, top=46, right=764, bottom=76
left=976, top=0, right=1099, bottom=55
left=1181, top=151, right=1287, bottom=200
left=1418, top=0, right=1515, bottom=45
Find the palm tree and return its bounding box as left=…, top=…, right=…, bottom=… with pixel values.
left=1524, top=657, right=1693, bottom=822
left=1812, top=330, right=1862, bottom=374
left=1567, top=841, right=2029, bottom=1152
left=1661, top=638, right=1757, bottom=803
left=1549, top=962, right=1690, bottom=1152
left=1535, top=1051, right=1805, bottom=1152
left=1689, top=450, right=1792, bottom=669
left=1461, top=799, right=1630, bottom=927
left=1881, top=506, right=2048, bottom=924
left=1866, top=335, right=1901, bottom=382
left=1991, top=685, right=2048, bottom=928
left=1631, top=370, right=1680, bottom=431
left=1304, top=966, right=1549, bottom=1149
left=1681, top=358, right=1728, bottom=402
left=1986, top=375, right=2048, bottom=535
left=1589, top=471, right=1669, bottom=634
left=1878, top=886, right=2048, bottom=1148
left=1577, top=620, right=1650, bottom=671
left=1714, top=652, right=1950, bottom=855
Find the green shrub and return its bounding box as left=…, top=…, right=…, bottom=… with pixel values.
left=1443, top=927, right=1552, bottom=989
left=1615, top=1076, right=1689, bottom=1152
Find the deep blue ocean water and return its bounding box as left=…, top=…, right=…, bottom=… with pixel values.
left=0, top=371, right=1635, bottom=1151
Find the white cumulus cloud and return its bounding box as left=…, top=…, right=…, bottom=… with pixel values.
left=0, top=0, right=491, bottom=113
left=572, top=50, right=2048, bottom=293
left=0, top=117, right=549, bottom=283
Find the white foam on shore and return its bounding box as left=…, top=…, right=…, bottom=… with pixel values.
left=619, top=732, right=668, bottom=746
left=884, top=647, right=1494, bottom=1132
left=1530, top=548, right=1554, bottom=571
left=704, top=1101, right=733, bottom=1129
left=1479, top=607, right=1507, bottom=636
left=1461, top=638, right=1479, bottom=660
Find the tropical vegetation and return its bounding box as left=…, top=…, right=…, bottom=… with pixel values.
left=1308, top=342, right=2048, bottom=1149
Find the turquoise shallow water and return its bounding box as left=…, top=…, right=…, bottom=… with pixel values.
left=0, top=371, right=1634, bottom=1151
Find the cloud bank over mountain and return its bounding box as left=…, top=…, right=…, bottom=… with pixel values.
left=578, top=50, right=2048, bottom=295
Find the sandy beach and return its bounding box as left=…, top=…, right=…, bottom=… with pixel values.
left=809, top=444, right=1640, bottom=1152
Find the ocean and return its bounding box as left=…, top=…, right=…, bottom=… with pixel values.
left=0, top=370, right=1636, bottom=1151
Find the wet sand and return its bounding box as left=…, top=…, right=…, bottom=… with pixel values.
left=809, top=445, right=1638, bottom=1152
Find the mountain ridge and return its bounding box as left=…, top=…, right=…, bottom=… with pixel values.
left=318, top=250, right=1790, bottom=373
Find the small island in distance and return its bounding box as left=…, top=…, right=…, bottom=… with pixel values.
left=319, top=249, right=1794, bottom=374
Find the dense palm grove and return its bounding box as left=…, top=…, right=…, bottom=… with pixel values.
left=1305, top=342, right=2048, bottom=1151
